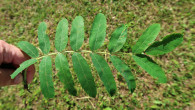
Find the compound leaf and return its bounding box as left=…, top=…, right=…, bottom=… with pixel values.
left=132, top=54, right=167, bottom=83
left=89, top=13, right=106, bottom=51
left=110, top=55, right=136, bottom=93
left=39, top=56, right=55, bottom=99
left=11, top=59, right=37, bottom=79
left=55, top=19, right=68, bottom=52
left=17, top=41, right=39, bottom=58
left=108, top=24, right=127, bottom=53
left=90, top=53, right=117, bottom=96
left=38, top=22, right=50, bottom=54
left=132, top=24, right=160, bottom=54
left=55, top=53, right=77, bottom=96
left=145, top=33, right=183, bottom=55
left=70, top=16, right=84, bottom=51
left=72, top=53, right=96, bottom=97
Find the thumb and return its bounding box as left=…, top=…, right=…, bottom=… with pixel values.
left=0, top=68, right=23, bottom=86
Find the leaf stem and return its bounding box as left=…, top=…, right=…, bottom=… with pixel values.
left=36, top=52, right=59, bottom=60
left=35, top=50, right=133, bottom=60
left=64, top=51, right=75, bottom=53
left=75, top=96, right=91, bottom=100
left=88, top=98, right=95, bottom=109
left=81, top=50, right=92, bottom=53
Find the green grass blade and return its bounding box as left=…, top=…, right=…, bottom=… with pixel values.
left=17, top=41, right=39, bottom=58
left=145, top=33, right=183, bottom=55
left=55, top=19, right=68, bottom=52
left=70, top=16, right=84, bottom=51
left=89, top=13, right=106, bottom=51
left=39, top=56, right=55, bottom=99
left=55, top=53, right=77, bottom=96
left=108, top=24, right=127, bottom=53
left=72, top=53, right=96, bottom=97
left=38, top=22, right=50, bottom=54
left=110, top=55, right=136, bottom=93
left=132, top=54, right=167, bottom=83
left=11, top=59, right=37, bottom=79
left=132, top=24, right=160, bottom=54
left=90, top=53, right=117, bottom=96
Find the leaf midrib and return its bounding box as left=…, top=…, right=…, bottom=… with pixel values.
left=74, top=54, right=94, bottom=95
left=134, top=55, right=164, bottom=80
left=21, top=42, right=37, bottom=57
left=44, top=57, right=50, bottom=97
left=41, top=24, right=48, bottom=53
left=92, top=54, right=112, bottom=91
left=59, top=25, right=63, bottom=51
left=58, top=55, right=72, bottom=87
left=93, top=23, right=101, bottom=50
left=112, top=27, right=126, bottom=52
left=133, top=28, right=157, bottom=53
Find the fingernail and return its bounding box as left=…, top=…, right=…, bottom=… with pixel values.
left=14, top=75, right=22, bottom=84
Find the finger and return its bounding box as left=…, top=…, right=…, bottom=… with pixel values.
left=0, top=40, right=35, bottom=84
left=0, top=40, right=31, bottom=66
left=0, top=68, right=23, bottom=86
left=26, top=65, right=35, bottom=84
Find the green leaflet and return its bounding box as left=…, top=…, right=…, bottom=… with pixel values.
left=145, top=33, right=183, bottom=55
left=132, top=54, right=167, bottom=83
left=38, top=22, right=50, bottom=54
left=132, top=24, right=160, bottom=54
left=108, top=24, right=127, bottom=53
left=55, top=19, right=68, bottom=52
left=55, top=53, right=77, bottom=96
left=70, top=16, right=84, bottom=51
left=17, top=41, right=39, bottom=58
left=90, top=53, right=117, bottom=96
left=11, top=59, right=37, bottom=79
left=110, top=55, right=136, bottom=93
left=72, top=53, right=97, bottom=97
left=89, top=13, right=107, bottom=51
left=39, top=56, right=55, bottom=99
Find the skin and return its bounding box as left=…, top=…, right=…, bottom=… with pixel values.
left=0, top=40, right=35, bottom=86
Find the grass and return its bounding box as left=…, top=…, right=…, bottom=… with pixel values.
left=0, top=0, right=195, bottom=109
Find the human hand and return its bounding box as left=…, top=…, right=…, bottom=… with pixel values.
left=0, top=40, right=35, bottom=86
